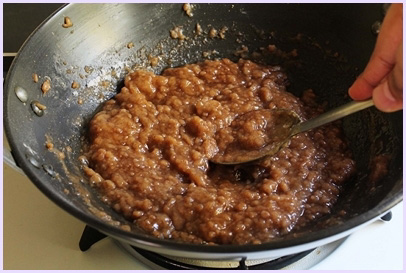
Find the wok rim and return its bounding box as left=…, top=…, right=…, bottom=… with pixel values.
left=3, top=3, right=403, bottom=256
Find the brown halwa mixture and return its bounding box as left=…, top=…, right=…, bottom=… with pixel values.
left=83, top=59, right=355, bottom=245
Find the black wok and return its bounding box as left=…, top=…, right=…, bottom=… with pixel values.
left=4, top=3, right=402, bottom=260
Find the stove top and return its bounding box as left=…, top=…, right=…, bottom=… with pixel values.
left=3, top=151, right=404, bottom=270
left=2, top=3, right=404, bottom=270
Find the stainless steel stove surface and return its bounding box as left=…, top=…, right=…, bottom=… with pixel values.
left=3, top=3, right=404, bottom=270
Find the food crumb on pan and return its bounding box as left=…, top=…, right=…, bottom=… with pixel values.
left=31, top=101, right=45, bottom=116
left=58, top=151, right=65, bottom=160
left=62, top=16, right=73, bottom=28
left=32, top=73, right=39, bottom=83
left=218, top=26, right=228, bottom=39
left=124, top=66, right=131, bottom=73
left=100, top=80, right=110, bottom=88
left=170, top=26, right=186, bottom=40
left=71, top=81, right=80, bottom=89
left=202, top=49, right=219, bottom=58
left=267, top=44, right=299, bottom=58
left=84, top=66, right=93, bottom=74
left=290, top=49, right=298, bottom=57
left=127, top=42, right=134, bottom=49
left=208, top=27, right=217, bottom=38
left=45, top=141, right=54, bottom=150
left=45, top=136, right=66, bottom=160
left=292, top=33, right=303, bottom=41
left=34, top=101, right=46, bottom=110
left=234, top=45, right=249, bottom=57
left=251, top=51, right=262, bottom=59
left=195, top=23, right=202, bottom=36
left=268, top=44, right=277, bottom=52
left=78, top=98, right=83, bottom=105
left=121, top=225, right=131, bottom=232
left=369, top=154, right=390, bottom=183
left=338, top=210, right=347, bottom=216
left=148, top=55, right=160, bottom=67
left=183, top=3, right=194, bottom=17
left=41, top=78, right=51, bottom=94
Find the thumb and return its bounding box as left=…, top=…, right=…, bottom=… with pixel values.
left=372, top=79, right=403, bottom=112
left=372, top=44, right=403, bottom=112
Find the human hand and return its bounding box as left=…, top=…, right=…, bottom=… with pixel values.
left=348, top=3, right=403, bottom=112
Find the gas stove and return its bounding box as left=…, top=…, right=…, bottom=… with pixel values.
left=3, top=164, right=403, bottom=270
left=2, top=3, right=404, bottom=270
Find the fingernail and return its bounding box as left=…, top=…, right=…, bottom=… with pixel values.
left=381, top=82, right=398, bottom=103
left=373, top=81, right=402, bottom=112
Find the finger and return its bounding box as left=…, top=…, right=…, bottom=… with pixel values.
left=349, top=4, right=403, bottom=100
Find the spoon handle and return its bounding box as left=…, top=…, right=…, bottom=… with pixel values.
left=294, top=99, right=374, bottom=134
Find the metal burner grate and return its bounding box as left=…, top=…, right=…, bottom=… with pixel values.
left=120, top=245, right=314, bottom=270
left=78, top=225, right=349, bottom=270
left=115, top=238, right=348, bottom=270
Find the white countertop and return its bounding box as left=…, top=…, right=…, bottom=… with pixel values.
left=2, top=163, right=404, bottom=270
